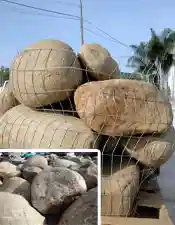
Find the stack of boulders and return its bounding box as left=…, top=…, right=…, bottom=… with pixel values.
left=0, top=39, right=174, bottom=218
left=0, top=153, right=98, bottom=225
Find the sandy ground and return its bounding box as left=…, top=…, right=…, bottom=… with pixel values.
left=158, top=153, right=175, bottom=224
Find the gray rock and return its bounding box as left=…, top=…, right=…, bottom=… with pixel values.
left=0, top=177, right=31, bottom=201
left=78, top=163, right=98, bottom=189
left=92, top=156, right=98, bottom=165
left=31, top=167, right=87, bottom=214
left=58, top=188, right=97, bottom=225
left=49, top=157, right=80, bottom=170
left=0, top=192, right=45, bottom=225
left=23, top=155, right=48, bottom=170
left=17, top=163, right=24, bottom=171
left=8, top=153, right=25, bottom=165
left=23, top=166, right=42, bottom=183
left=66, top=152, right=76, bottom=157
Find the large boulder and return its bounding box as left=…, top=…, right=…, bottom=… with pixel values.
left=22, top=166, right=42, bottom=183
left=10, top=39, right=83, bottom=107
left=101, top=157, right=140, bottom=216
left=121, top=126, right=175, bottom=168
left=58, top=188, right=97, bottom=225
left=31, top=167, right=87, bottom=214
left=0, top=192, right=45, bottom=225
left=0, top=104, right=99, bottom=149
left=77, top=162, right=98, bottom=189
left=78, top=43, right=120, bottom=80
left=49, top=154, right=80, bottom=169
left=22, top=155, right=48, bottom=169
left=74, top=79, right=173, bottom=136
left=0, top=83, right=18, bottom=117
left=0, top=177, right=31, bottom=201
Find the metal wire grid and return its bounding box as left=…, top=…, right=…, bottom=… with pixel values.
left=0, top=45, right=172, bottom=218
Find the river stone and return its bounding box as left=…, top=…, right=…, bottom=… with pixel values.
left=22, top=166, right=42, bottom=183
left=78, top=43, right=120, bottom=80
left=74, top=79, right=173, bottom=136
left=0, top=177, right=31, bottom=201
left=0, top=161, right=21, bottom=180
left=22, top=155, right=48, bottom=170
left=0, top=192, right=45, bottom=225
left=31, top=167, right=87, bottom=214
left=10, top=39, right=83, bottom=108
left=101, top=157, right=140, bottom=216
left=58, top=188, right=97, bottom=225
left=121, top=126, right=175, bottom=168
left=78, top=162, right=98, bottom=189
left=49, top=155, right=80, bottom=169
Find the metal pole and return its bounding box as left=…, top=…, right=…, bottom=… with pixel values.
left=80, top=0, right=84, bottom=45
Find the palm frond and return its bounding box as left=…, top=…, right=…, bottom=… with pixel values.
left=159, top=28, right=172, bottom=43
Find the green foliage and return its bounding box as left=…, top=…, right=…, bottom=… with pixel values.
left=120, top=72, right=144, bottom=80
left=127, top=28, right=175, bottom=89
left=0, top=66, right=9, bottom=85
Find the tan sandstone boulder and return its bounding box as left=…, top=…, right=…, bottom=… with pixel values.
left=74, top=79, right=173, bottom=136
left=121, top=126, right=175, bottom=168
left=0, top=105, right=99, bottom=149
left=101, top=157, right=140, bottom=216
left=78, top=43, right=120, bottom=80
left=0, top=83, right=18, bottom=117
left=10, top=39, right=83, bottom=107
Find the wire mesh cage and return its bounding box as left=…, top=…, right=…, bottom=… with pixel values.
left=0, top=36, right=174, bottom=222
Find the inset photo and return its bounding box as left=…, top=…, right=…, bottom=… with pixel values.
left=0, top=149, right=101, bottom=225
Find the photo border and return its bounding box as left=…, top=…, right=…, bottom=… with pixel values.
left=0, top=148, right=101, bottom=225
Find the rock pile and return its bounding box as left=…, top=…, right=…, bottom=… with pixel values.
left=0, top=153, right=98, bottom=225
left=0, top=39, right=174, bottom=218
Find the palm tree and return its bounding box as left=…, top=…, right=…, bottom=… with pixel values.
left=127, top=41, right=158, bottom=85
left=128, top=28, right=175, bottom=90
left=0, top=66, right=10, bottom=85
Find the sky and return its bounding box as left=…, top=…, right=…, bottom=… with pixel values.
left=0, top=0, right=175, bottom=72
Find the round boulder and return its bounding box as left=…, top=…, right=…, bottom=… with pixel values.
left=101, top=158, right=140, bottom=216
left=78, top=162, right=98, bottom=189
left=0, top=161, right=21, bottom=180
left=58, top=188, right=97, bottom=225
left=0, top=177, right=31, bottom=201
left=0, top=192, right=45, bottom=225
left=22, top=155, right=48, bottom=170
left=121, top=126, right=175, bottom=168
left=49, top=156, right=80, bottom=170
left=0, top=105, right=99, bottom=149
left=23, top=166, right=42, bottom=183
left=78, top=43, right=120, bottom=80
left=31, top=167, right=87, bottom=214
left=10, top=39, right=83, bottom=107
left=0, top=83, right=18, bottom=117
left=74, top=79, right=173, bottom=136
